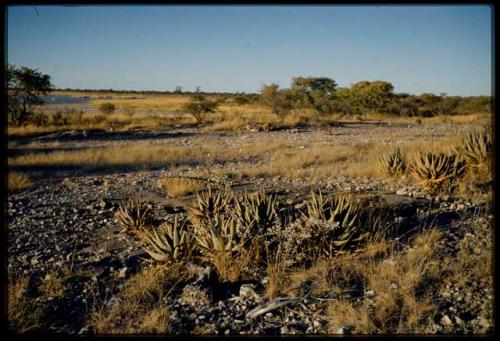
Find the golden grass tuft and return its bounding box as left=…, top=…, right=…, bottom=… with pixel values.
left=8, top=276, right=43, bottom=334
left=8, top=172, right=33, bottom=191
left=207, top=244, right=258, bottom=283
left=318, top=229, right=444, bottom=334
left=40, top=273, right=66, bottom=299
left=90, top=263, right=182, bottom=334
left=159, top=177, right=207, bottom=197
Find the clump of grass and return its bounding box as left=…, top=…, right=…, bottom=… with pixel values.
left=8, top=275, right=43, bottom=334
left=325, top=228, right=443, bottom=334
left=39, top=273, right=66, bottom=299
left=264, top=245, right=290, bottom=299
left=8, top=172, right=32, bottom=192
left=158, top=177, right=207, bottom=197
left=90, top=264, right=180, bottom=334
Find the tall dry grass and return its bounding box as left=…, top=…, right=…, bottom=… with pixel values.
left=90, top=263, right=183, bottom=334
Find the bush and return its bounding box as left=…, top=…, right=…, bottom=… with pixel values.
left=260, top=84, right=296, bottom=119
left=233, top=94, right=250, bottom=105
left=99, top=103, right=116, bottom=115
left=182, top=97, right=218, bottom=125
left=28, top=112, right=50, bottom=127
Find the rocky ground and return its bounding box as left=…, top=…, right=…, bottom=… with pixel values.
left=7, top=122, right=494, bottom=335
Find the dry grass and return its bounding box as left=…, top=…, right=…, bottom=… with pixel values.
left=158, top=177, right=207, bottom=197
left=264, top=246, right=290, bottom=300
left=206, top=243, right=259, bottom=283
left=8, top=172, right=33, bottom=191
left=8, top=276, right=43, bottom=334
left=90, top=263, right=183, bottom=334
left=39, top=273, right=66, bottom=299
left=323, top=228, right=443, bottom=334
left=9, top=125, right=469, bottom=188
left=259, top=229, right=445, bottom=334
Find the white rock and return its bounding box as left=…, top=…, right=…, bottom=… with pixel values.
left=239, top=284, right=260, bottom=300
left=441, top=315, right=453, bottom=327
left=118, top=267, right=128, bottom=278
left=396, top=189, right=407, bottom=196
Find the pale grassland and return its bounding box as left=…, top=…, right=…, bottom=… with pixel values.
left=9, top=128, right=471, bottom=188
left=233, top=134, right=466, bottom=182
left=8, top=141, right=284, bottom=172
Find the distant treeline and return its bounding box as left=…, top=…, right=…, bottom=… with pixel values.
left=55, top=87, right=258, bottom=96
left=55, top=83, right=492, bottom=117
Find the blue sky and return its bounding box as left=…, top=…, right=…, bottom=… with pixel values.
left=6, top=5, right=492, bottom=96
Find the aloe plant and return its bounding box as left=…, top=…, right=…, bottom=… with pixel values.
left=410, top=152, right=466, bottom=193
left=234, top=188, right=278, bottom=233
left=115, top=199, right=152, bottom=236
left=186, top=186, right=233, bottom=230
left=141, top=216, right=191, bottom=262
left=379, top=148, right=407, bottom=176
left=191, top=213, right=241, bottom=254
left=300, top=191, right=367, bottom=258
left=454, top=129, right=492, bottom=170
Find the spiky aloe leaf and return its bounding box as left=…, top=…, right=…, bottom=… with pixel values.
left=410, top=152, right=466, bottom=193
left=299, top=191, right=365, bottom=259
left=454, top=129, right=492, bottom=170
left=141, top=217, right=190, bottom=262
left=115, top=199, right=152, bottom=236
left=234, top=188, right=278, bottom=234
left=379, top=148, right=407, bottom=176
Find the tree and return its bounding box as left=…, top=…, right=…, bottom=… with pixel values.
left=350, top=81, right=395, bottom=113
left=174, top=86, right=183, bottom=93
left=260, top=83, right=296, bottom=119
left=6, top=64, right=54, bottom=126
left=291, top=77, right=337, bottom=114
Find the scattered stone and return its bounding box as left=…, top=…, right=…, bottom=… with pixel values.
left=118, top=267, right=128, bottom=278
left=441, top=315, right=453, bottom=327
left=396, top=188, right=407, bottom=196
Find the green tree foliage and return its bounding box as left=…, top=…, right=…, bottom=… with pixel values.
left=456, top=96, right=492, bottom=114
left=350, top=80, right=395, bottom=113
left=260, top=83, right=296, bottom=119
left=6, top=64, right=54, bottom=126
left=291, top=76, right=337, bottom=115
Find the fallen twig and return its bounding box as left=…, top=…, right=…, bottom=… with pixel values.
left=246, top=297, right=303, bottom=319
